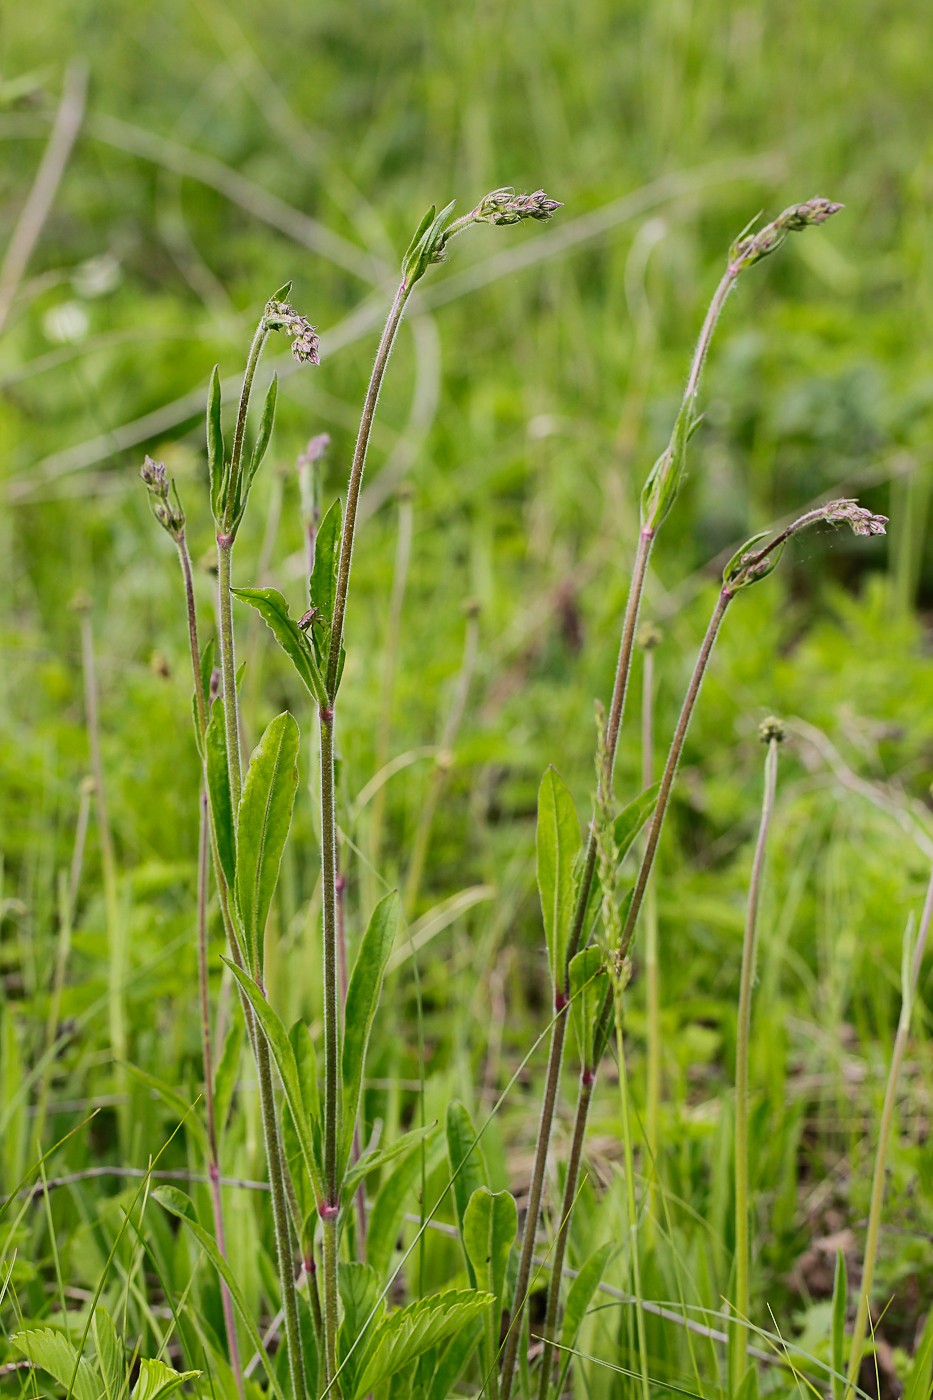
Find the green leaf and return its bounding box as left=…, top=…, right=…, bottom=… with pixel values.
left=235, top=711, right=300, bottom=974
left=11, top=1328, right=100, bottom=1400
left=224, top=962, right=324, bottom=1202
left=309, top=497, right=342, bottom=625
left=192, top=638, right=215, bottom=756
left=722, top=530, right=784, bottom=592
left=233, top=587, right=326, bottom=703
left=93, top=1307, right=126, bottom=1400
left=613, top=782, right=660, bottom=861
left=537, top=767, right=582, bottom=990
left=569, top=946, right=610, bottom=1070
left=445, top=1100, right=487, bottom=1287
left=402, top=200, right=457, bottom=287
left=131, top=1357, right=201, bottom=1400
left=205, top=699, right=235, bottom=891
left=640, top=394, right=699, bottom=533
left=463, top=1188, right=516, bottom=1307
left=342, top=1121, right=437, bottom=1201
left=341, top=891, right=401, bottom=1173
left=271, top=279, right=293, bottom=303
left=367, top=1132, right=446, bottom=1280
left=154, top=1187, right=286, bottom=1400
left=122, top=1062, right=208, bottom=1156
left=338, top=1262, right=384, bottom=1400
left=243, top=373, right=278, bottom=501
left=426, top=1327, right=483, bottom=1400
left=207, top=365, right=225, bottom=521
left=904, top=1306, right=933, bottom=1400
left=559, top=1240, right=613, bottom=1354
left=212, top=1015, right=244, bottom=1147
left=352, top=1290, right=493, bottom=1400
left=831, top=1249, right=848, bottom=1400
left=733, top=1367, right=759, bottom=1400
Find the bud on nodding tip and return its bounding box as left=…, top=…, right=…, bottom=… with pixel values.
left=729, top=196, right=843, bottom=273
left=471, top=187, right=564, bottom=226
left=758, top=716, right=785, bottom=745
left=263, top=299, right=320, bottom=365
left=140, top=454, right=186, bottom=540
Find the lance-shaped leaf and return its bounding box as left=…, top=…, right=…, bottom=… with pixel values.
left=341, top=890, right=401, bottom=1174
left=235, top=711, right=299, bottom=973
left=206, top=366, right=226, bottom=522
left=569, top=946, right=610, bottom=1070
left=233, top=587, right=326, bottom=704
left=309, top=497, right=342, bottom=624
left=402, top=200, right=457, bottom=287
left=242, top=373, right=278, bottom=504
left=191, top=638, right=215, bottom=756
left=722, top=530, right=784, bottom=593
left=613, top=781, right=660, bottom=859
left=205, top=700, right=235, bottom=890
left=463, top=1187, right=517, bottom=1308
left=212, top=1015, right=243, bottom=1148
left=559, top=1239, right=613, bottom=1358
left=368, top=1130, right=446, bottom=1280
left=537, top=767, right=582, bottom=990
left=445, top=1100, right=487, bottom=1287
left=342, top=1121, right=437, bottom=1202
left=640, top=396, right=702, bottom=534
left=224, top=961, right=324, bottom=1203
left=153, top=1187, right=286, bottom=1400
left=352, top=1290, right=493, bottom=1400
left=338, top=1262, right=384, bottom=1400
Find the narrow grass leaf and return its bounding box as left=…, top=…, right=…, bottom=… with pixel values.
left=224, top=961, right=324, bottom=1202
left=11, top=1329, right=100, bottom=1400
left=235, top=711, right=299, bottom=974
left=122, top=1063, right=208, bottom=1156
left=153, top=1186, right=286, bottom=1400
left=559, top=1240, right=613, bottom=1354
left=233, top=587, right=326, bottom=703
left=904, top=1307, right=933, bottom=1400
left=537, top=766, right=581, bottom=990
left=212, top=1015, right=243, bottom=1148
left=341, top=890, right=400, bottom=1172
left=831, top=1249, right=848, bottom=1400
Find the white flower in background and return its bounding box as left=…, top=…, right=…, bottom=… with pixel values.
left=42, top=301, right=89, bottom=344
left=72, top=253, right=121, bottom=298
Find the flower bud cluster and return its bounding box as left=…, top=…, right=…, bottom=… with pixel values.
left=729, top=197, right=843, bottom=272
left=263, top=300, right=321, bottom=365
left=140, top=455, right=185, bottom=540
left=471, top=187, right=564, bottom=226
left=819, top=499, right=889, bottom=536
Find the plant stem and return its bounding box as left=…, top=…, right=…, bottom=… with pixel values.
left=370, top=489, right=414, bottom=873
left=641, top=641, right=660, bottom=1236
left=501, top=527, right=653, bottom=1400
left=215, top=519, right=306, bottom=1400
left=223, top=320, right=270, bottom=537
left=327, top=280, right=410, bottom=696
left=614, top=996, right=651, bottom=1400
left=320, top=1211, right=340, bottom=1389
left=198, top=789, right=245, bottom=1400
left=535, top=1070, right=594, bottom=1400
left=845, top=867, right=933, bottom=1394
left=731, top=732, right=780, bottom=1396
left=77, top=607, right=126, bottom=1127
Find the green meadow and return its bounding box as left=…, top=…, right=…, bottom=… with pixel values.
left=2, top=2, right=932, bottom=1397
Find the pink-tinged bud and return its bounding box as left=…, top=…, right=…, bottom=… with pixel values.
left=472, top=186, right=563, bottom=226
left=263, top=298, right=321, bottom=365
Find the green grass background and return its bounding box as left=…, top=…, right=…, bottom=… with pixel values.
left=2, top=0, right=932, bottom=1394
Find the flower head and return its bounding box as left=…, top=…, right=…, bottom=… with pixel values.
left=263, top=299, right=320, bottom=365
left=140, top=454, right=185, bottom=540
left=471, top=187, right=563, bottom=226
left=729, top=197, right=843, bottom=273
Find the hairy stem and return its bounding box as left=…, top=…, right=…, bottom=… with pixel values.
left=327, top=281, right=411, bottom=696
left=641, top=641, right=660, bottom=1236
left=614, top=996, right=650, bottom=1400
left=731, top=733, right=779, bottom=1393
left=198, top=790, right=245, bottom=1400
left=501, top=528, right=653, bottom=1400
